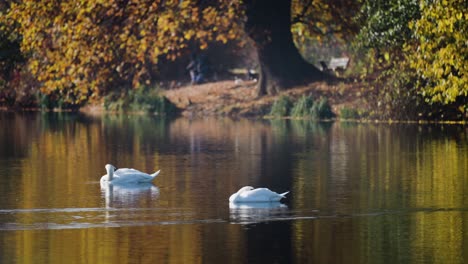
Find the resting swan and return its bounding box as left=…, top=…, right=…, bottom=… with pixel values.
left=229, top=186, right=289, bottom=203
left=100, top=164, right=160, bottom=185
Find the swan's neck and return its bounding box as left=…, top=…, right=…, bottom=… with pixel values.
left=106, top=167, right=114, bottom=181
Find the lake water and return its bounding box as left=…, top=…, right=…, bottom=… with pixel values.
left=0, top=112, right=467, bottom=263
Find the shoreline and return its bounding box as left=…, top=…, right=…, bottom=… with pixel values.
left=1, top=106, right=466, bottom=125
left=1, top=80, right=466, bottom=124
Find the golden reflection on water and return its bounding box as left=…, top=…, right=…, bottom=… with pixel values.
left=290, top=123, right=468, bottom=263
left=0, top=113, right=467, bottom=263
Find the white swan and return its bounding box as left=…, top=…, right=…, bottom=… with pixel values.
left=100, top=164, right=160, bottom=185
left=229, top=186, right=289, bottom=203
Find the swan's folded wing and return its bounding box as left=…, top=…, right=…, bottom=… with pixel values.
left=238, top=188, right=270, bottom=202
left=115, top=168, right=144, bottom=175
left=245, top=188, right=287, bottom=202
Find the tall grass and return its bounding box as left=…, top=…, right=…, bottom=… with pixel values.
left=271, top=95, right=335, bottom=119
left=310, top=97, right=334, bottom=119
left=104, top=86, right=178, bottom=116
left=269, top=95, right=292, bottom=117
left=290, top=95, right=314, bottom=117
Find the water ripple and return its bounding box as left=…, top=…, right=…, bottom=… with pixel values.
left=0, top=207, right=466, bottom=230
left=0, top=219, right=227, bottom=231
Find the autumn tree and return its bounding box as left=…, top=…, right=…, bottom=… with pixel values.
left=0, top=1, right=24, bottom=106
left=408, top=0, right=467, bottom=104
left=356, top=0, right=419, bottom=50
left=1, top=0, right=242, bottom=104
left=291, top=0, right=360, bottom=63
left=1, top=0, right=362, bottom=104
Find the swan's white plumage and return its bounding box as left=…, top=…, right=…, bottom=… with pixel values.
left=229, top=186, right=289, bottom=203
left=100, top=164, right=160, bottom=185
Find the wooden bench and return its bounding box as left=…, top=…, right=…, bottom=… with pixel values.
left=320, top=57, right=350, bottom=72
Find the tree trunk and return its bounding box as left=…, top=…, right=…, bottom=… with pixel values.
left=244, top=0, right=325, bottom=96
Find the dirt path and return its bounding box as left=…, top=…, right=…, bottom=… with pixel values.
left=163, top=80, right=366, bottom=118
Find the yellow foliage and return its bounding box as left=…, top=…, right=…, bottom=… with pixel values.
left=408, top=0, right=468, bottom=104
left=291, top=0, right=357, bottom=44
left=0, top=0, right=243, bottom=104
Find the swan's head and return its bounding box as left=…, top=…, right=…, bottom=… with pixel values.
left=104, top=164, right=117, bottom=181
left=105, top=164, right=116, bottom=173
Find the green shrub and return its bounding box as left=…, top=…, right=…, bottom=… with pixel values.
left=340, top=107, right=360, bottom=119
left=36, top=92, right=65, bottom=111
left=269, top=95, right=292, bottom=117
left=103, top=86, right=178, bottom=116
left=37, top=92, right=52, bottom=110
left=270, top=95, right=335, bottom=119
left=310, top=97, right=334, bottom=119
left=290, top=95, right=314, bottom=117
